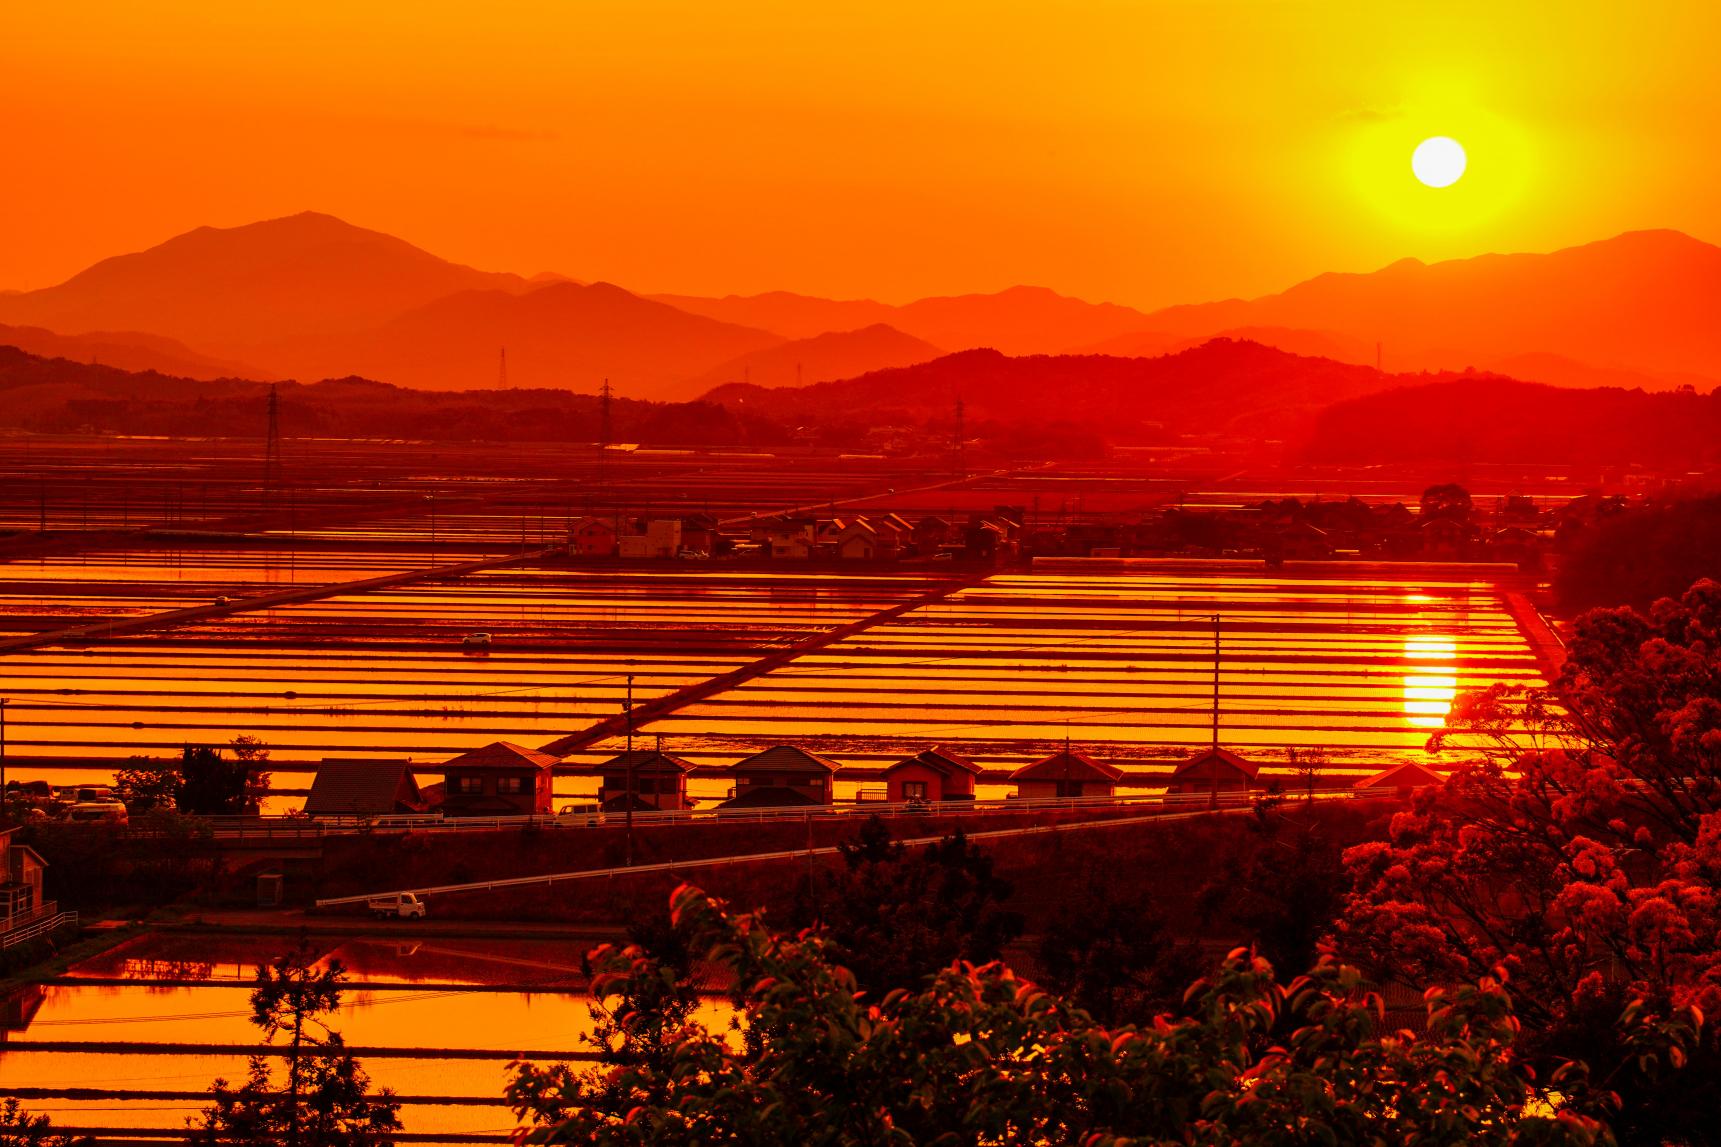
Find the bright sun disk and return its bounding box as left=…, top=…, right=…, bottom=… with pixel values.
left=1412, top=136, right=1466, bottom=188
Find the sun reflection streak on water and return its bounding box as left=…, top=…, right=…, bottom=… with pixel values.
left=1402, top=636, right=1459, bottom=729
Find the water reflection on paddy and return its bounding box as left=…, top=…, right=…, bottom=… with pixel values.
left=0, top=567, right=1548, bottom=795
left=1, top=931, right=725, bottom=1138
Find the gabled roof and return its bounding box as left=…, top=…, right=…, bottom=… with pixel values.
left=596, top=749, right=695, bottom=776
left=1354, top=760, right=1446, bottom=790
left=916, top=515, right=952, bottom=530
left=442, top=741, right=559, bottom=771
left=732, top=744, right=842, bottom=775
left=887, top=745, right=983, bottom=778
left=1169, top=747, right=1259, bottom=780
left=718, top=786, right=822, bottom=809
left=1010, top=748, right=1125, bottom=783
left=304, top=759, right=422, bottom=816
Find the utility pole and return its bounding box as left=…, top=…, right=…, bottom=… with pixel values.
left=263, top=384, right=282, bottom=509
left=1210, top=613, right=1221, bottom=809
left=599, top=379, right=613, bottom=448
left=499, top=346, right=509, bottom=390
left=953, top=395, right=966, bottom=480
left=624, top=673, right=635, bottom=867
left=1062, top=722, right=1072, bottom=802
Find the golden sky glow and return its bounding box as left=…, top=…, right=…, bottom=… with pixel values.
left=3, top=1, right=1718, bottom=306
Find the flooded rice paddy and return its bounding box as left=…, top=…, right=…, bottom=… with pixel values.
left=2, top=931, right=696, bottom=1140
left=1, top=560, right=1546, bottom=801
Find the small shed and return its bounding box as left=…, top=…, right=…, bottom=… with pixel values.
left=439, top=741, right=558, bottom=817
left=1163, top=747, right=1259, bottom=800
left=719, top=744, right=840, bottom=808
left=1010, top=747, right=1123, bottom=799
left=596, top=749, right=695, bottom=811
left=303, top=758, right=422, bottom=818
left=885, top=746, right=981, bottom=803
left=1354, top=760, right=1445, bottom=799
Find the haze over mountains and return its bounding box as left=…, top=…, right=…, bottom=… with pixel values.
left=0, top=212, right=1717, bottom=400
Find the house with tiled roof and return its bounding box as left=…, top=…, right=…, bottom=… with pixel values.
left=596, top=748, right=695, bottom=811
left=438, top=741, right=557, bottom=816
left=718, top=744, right=840, bottom=808
left=885, top=745, right=981, bottom=803
left=1354, top=760, right=1445, bottom=798
left=1010, top=747, right=1123, bottom=799
left=1163, top=747, right=1259, bottom=800
left=303, top=759, right=423, bottom=818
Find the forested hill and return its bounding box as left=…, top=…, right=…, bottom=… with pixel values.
left=1301, top=375, right=1721, bottom=465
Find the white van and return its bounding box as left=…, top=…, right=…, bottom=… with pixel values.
left=68, top=801, right=129, bottom=824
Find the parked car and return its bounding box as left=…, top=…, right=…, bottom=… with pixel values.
left=367, top=892, right=427, bottom=919
left=75, top=785, right=115, bottom=803
left=462, top=631, right=493, bottom=648
left=67, top=801, right=129, bottom=824
left=556, top=802, right=604, bottom=826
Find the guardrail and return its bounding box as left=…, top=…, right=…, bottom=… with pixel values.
left=2, top=907, right=79, bottom=949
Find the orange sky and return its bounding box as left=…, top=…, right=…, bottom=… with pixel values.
left=4, top=1, right=1718, bottom=308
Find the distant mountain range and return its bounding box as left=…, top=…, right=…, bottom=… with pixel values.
left=654, top=285, right=1158, bottom=358
left=0, top=322, right=264, bottom=381
left=1132, top=229, right=1721, bottom=390
left=705, top=338, right=1400, bottom=440
left=0, top=212, right=532, bottom=361
left=292, top=280, right=783, bottom=393
left=675, top=324, right=943, bottom=400
left=2, top=213, right=1718, bottom=399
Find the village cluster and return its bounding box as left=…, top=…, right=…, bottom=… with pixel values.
left=565, top=489, right=1626, bottom=566
left=293, top=739, right=1443, bottom=822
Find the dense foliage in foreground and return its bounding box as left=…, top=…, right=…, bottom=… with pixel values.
left=1337, top=579, right=1721, bottom=1145
left=510, top=884, right=1630, bottom=1146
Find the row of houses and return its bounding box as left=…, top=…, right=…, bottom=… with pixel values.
left=568, top=514, right=721, bottom=559
left=303, top=739, right=1446, bottom=818
left=752, top=508, right=1024, bottom=562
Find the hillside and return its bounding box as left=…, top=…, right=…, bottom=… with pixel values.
left=0, top=322, right=266, bottom=381
left=1075, top=325, right=1375, bottom=364
left=675, top=324, right=942, bottom=399
left=0, top=346, right=767, bottom=444
left=303, top=281, right=785, bottom=394
left=0, top=212, right=532, bottom=361
left=1301, top=375, right=1721, bottom=465
left=704, top=338, right=1398, bottom=440
left=1136, top=230, right=1721, bottom=388
left=654, top=285, right=1155, bottom=355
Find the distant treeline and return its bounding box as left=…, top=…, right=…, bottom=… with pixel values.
left=1302, top=375, right=1721, bottom=466
left=1556, top=495, right=1721, bottom=613
left=0, top=347, right=785, bottom=445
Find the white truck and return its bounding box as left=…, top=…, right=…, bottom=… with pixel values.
left=366, top=892, right=427, bottom=919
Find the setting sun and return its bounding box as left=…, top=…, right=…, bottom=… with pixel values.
left=1413, top=136, right=1468, bottom=187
